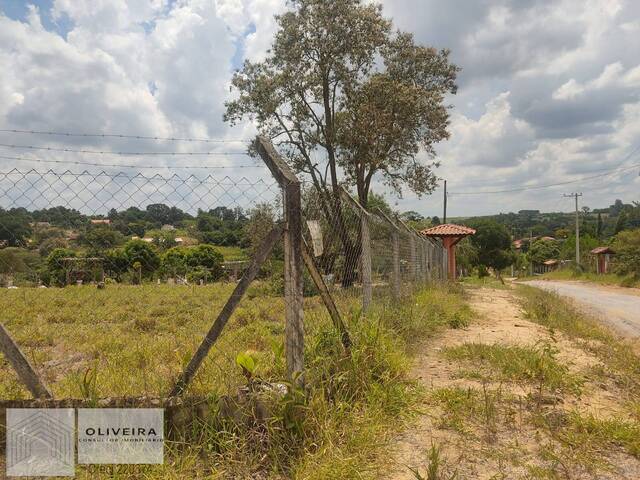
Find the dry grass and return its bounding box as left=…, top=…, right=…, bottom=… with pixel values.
left=0, top=281, right=471, bottom=479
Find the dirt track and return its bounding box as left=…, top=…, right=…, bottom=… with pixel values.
left=521, top=280, right=640, bottom=337
left=386, top=287, right=640, bottom=479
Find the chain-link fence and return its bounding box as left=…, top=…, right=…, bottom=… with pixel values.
left=0, top=137, right=447, bottom=404
left=302, top=184, right=447, bottom=316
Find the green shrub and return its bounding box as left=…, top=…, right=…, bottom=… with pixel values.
left=613, top=228, right=640, bottom=277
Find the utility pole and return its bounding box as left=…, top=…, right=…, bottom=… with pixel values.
left=529, top=229, right=533, bottom=276
left=443, top=180, right=447, bottom=224
left=563, top=193, right=583, bottom=268
left=511, top=227, right=515, bottom=278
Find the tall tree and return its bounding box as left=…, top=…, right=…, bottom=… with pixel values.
left=467, top=219, right=515, bottom=282
left=225, top=0, right=457, bottom=284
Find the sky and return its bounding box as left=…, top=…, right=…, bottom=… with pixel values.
left=0, top=0, right=639, bottom=217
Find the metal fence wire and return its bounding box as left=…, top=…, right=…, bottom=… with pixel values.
left=302, top=184, right=447, bottom=314
left=0, top=136, right=447, bottom=404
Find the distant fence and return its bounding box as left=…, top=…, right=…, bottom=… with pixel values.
left=0, top=136, right=447, bottom=402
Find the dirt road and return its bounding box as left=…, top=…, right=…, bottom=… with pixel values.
left=521, top=280, right=640, bottom=337
left=386, top=287, right=640, bottom=479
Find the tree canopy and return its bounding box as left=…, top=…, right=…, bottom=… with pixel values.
left=225, top=0, right=458, bottom=209
left=467, top=219, right=514, bottom=277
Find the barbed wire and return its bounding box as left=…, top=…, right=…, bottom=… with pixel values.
left=0, top=168, right=278, bottom=186
left=0, top=154, right=267, bottom=171
left=0, top=128, right=251, bottom=144
left=0, top=143, right=249, bottom=156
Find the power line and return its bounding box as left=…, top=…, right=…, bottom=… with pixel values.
left=449, top=161, right=640, bottom=195
left=0, top=143, right=249, bottom=156
left=449, top=143, right=640, bottom=196
left=0, top=128, right=251, bottom=144
left=0, top=154, right=267, bottom=170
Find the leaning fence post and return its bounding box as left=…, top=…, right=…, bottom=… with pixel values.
left=256, top=137, right=304, bottom=382
left=340, top=188, right=372, bottom=312
left=301, top=242, right=351, bottom=351
left=169, top=224, right=285, bottom=397
left=0, top=323, right=52, bottom=399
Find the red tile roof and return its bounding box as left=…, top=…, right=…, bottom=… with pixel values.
left=421, top=223, right=476, bottom=237
left=590, top=246, right=615, bottom=255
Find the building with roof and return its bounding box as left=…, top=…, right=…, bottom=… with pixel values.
left=421, top=224, right=476, bottom=280
left=590, top=246, right=615, bottom=274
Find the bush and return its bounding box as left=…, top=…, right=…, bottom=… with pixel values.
left=612, top=229, right=640, bottom=277
left=46, top=248, right=76, bottom=286
left=123, top=239, right=160, bottom=277
left=161, top=244, right=224, bottom=282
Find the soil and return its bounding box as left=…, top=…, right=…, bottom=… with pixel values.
left=385, top=287, right=640, bottom=480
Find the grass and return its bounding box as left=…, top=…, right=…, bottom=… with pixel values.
left=408, top=443, right=458, bottom=480
left=215, top=245, right=248, bottom=262
left=0, top=281, right=471, bottom=479
left=429, top=386, right=504, bottom=436
left=517, top=285, right=640, bottom=398
left=516, top=285, right=640, bottom=468
left=443, top=342, right=583, bottom=397
left=535, top=268, right=640, bottom=289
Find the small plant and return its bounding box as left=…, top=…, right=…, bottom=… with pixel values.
left=235, top=351, right=259, bottom=382
left=75, top=365, right=99, bottom=404
left=408, top=443, right=457, bottom=480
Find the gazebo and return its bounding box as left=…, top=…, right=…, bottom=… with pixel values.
left=421, top=224, right=476, bottom=280
left=590, top=246, right=615, bottom=274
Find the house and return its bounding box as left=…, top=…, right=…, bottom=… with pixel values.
left=161, top=224, right=175, bottom=231
left=91, top=219, right=111, bottom=225
left=590, top=246, right=615, bottom=274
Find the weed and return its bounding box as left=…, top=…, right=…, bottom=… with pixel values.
left=518, top=286, right=640, bottom=399
left=443, top=342, right=582, bottom=397
left=408, top=443, right=458, bottom=480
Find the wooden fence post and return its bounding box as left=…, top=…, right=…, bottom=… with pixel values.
left=0, top=323, right=52, bottom=399
left=169, top=224, right=285, bottom=397
left=392, top=231, right=401, bottom=298
left=256, top=137, right=304, bottom=382
left=301, top=242, right=351, bottom=351
left=340, top=187, right=372, bottom=312
left=426, top=240, right=432, bottom=282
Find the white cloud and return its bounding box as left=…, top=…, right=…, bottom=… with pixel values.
left=1, top=0, right=639, bottom=217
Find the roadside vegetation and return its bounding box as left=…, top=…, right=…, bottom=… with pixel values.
left=0, top=283, right=471, bottom=479
left=537, top=268, right=640, bottom=289
left=400, top=284, right=640, bottom=479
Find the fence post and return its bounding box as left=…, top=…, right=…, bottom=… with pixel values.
left=0, top=323, right=52, bottom=399
left=169, top=224, right=285, bottom=397
left=426, top=240, right=432, bottom=282
left=392, top=230, right=401, bottom=298
left=340, top=187, right=372, bottom=312
left=301, top=242, right=352, bottom=351
left=256, top=137, right=304, bottom=382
